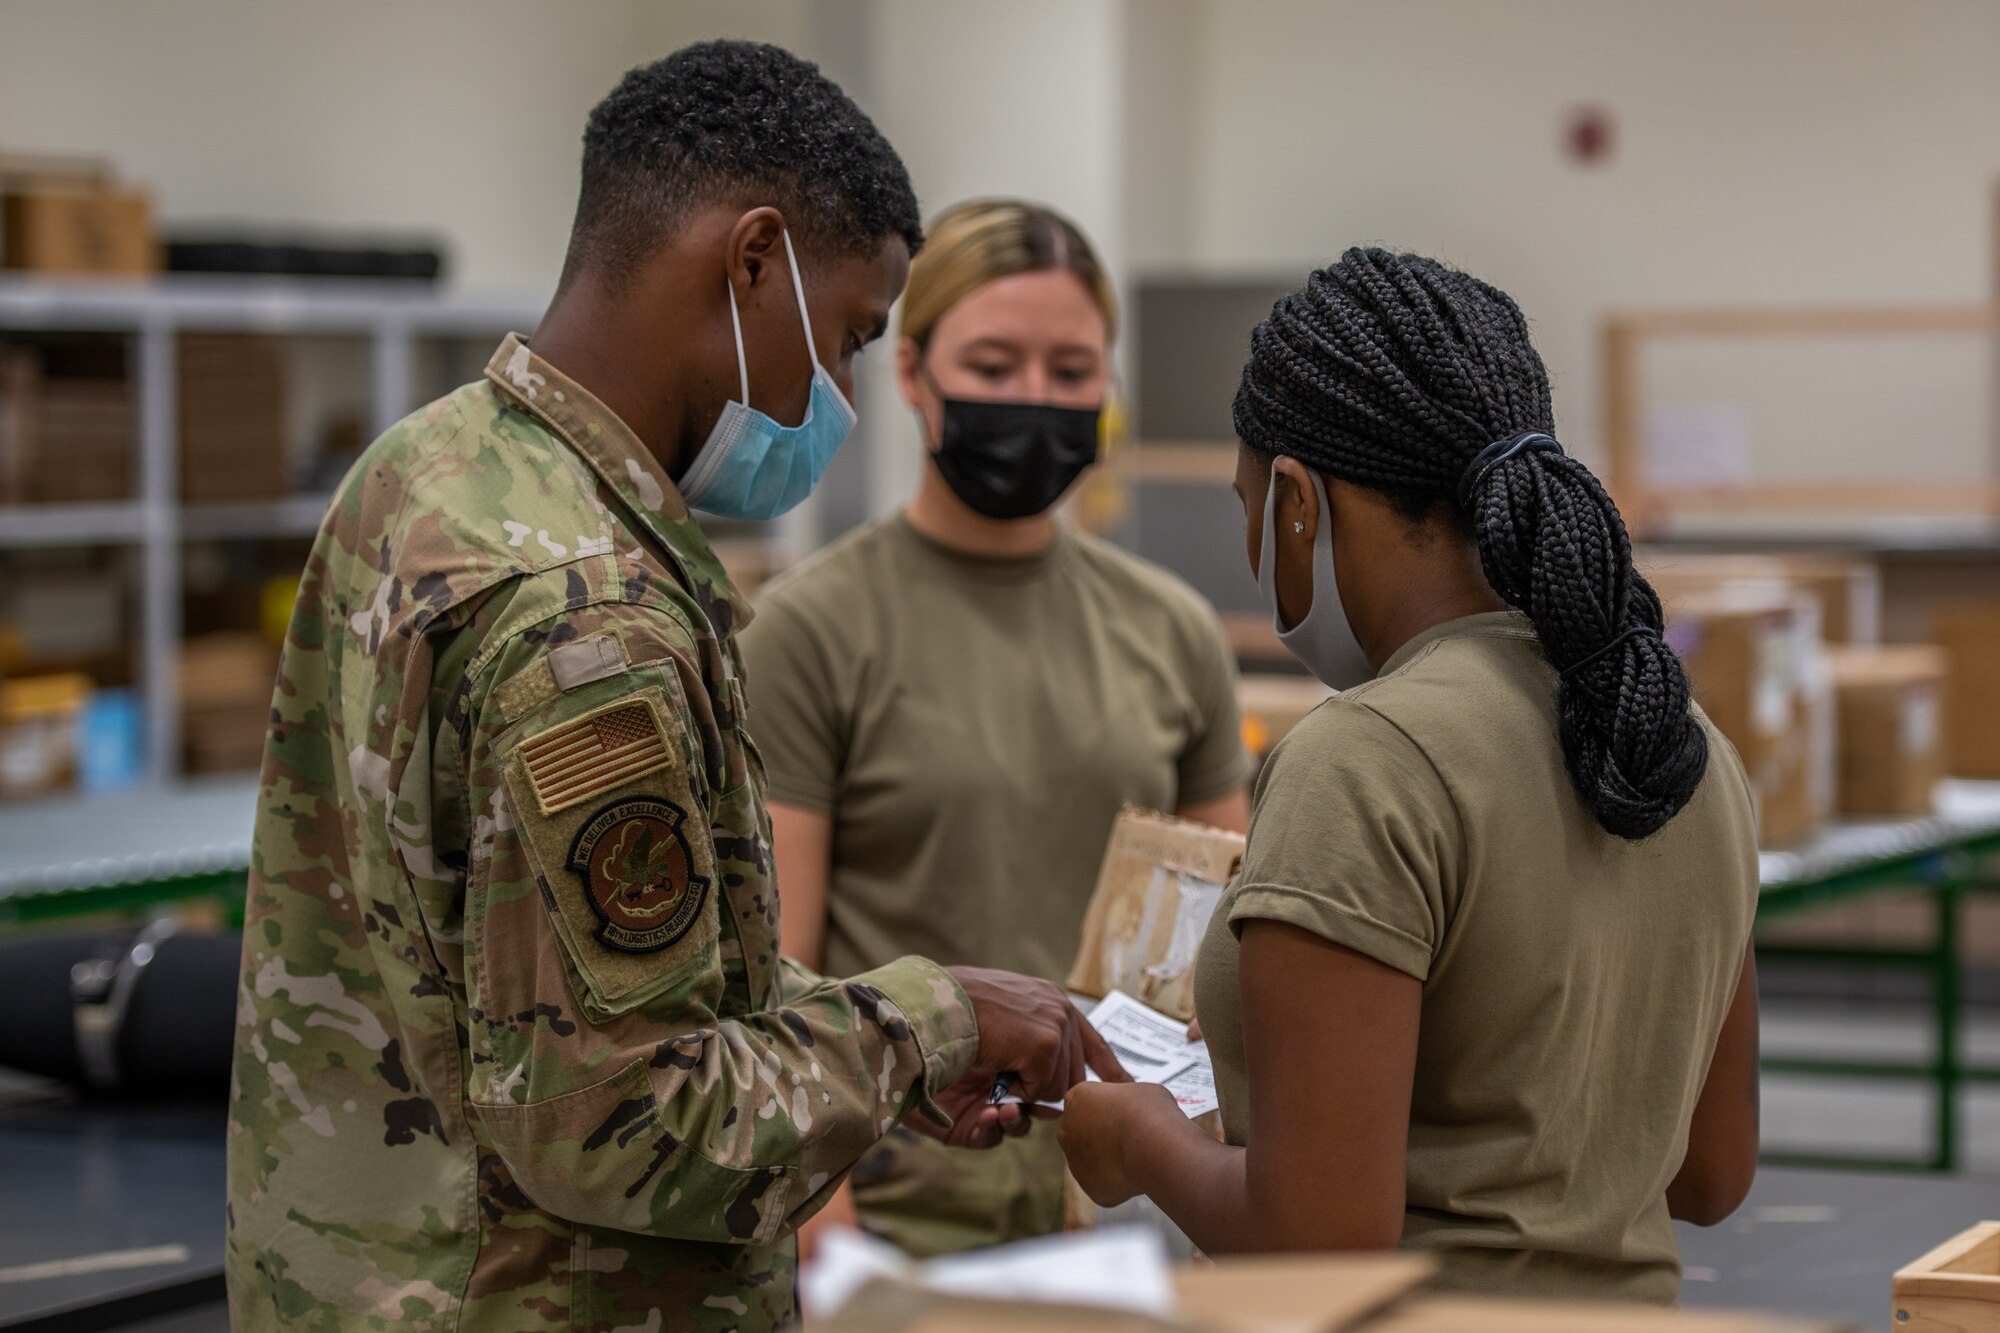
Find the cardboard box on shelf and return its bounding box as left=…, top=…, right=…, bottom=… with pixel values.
left=32, top=376, right=134, bottom=503
left=179, top=333, right=289, bottom=503
left=1237, top=673, right=1332, bottom=758
left=6, top=569, right=125, bottom=669
left=180, top=632, right=277, bottom=774
left=1663, top=589, right=1831, bottom=847
left=1067, top=806, right=1245, bottom=1022
left=1827, top=645, right=1947, bottom=818
left=0, top=672, right=91, bottom=798
left=1, top=185, right=157, bottom=275
left=0, top=150, right=112, bottom=190
left=0, top=347, right=34, bottom=504
left=1935, top=604, right=2000, bottom=779
left=1638, top=549, right=1881, bottom=645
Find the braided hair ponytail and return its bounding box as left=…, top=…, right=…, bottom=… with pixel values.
left=1232, top=247, right=1707, bottom=840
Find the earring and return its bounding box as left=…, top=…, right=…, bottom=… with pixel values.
left=1293, top=522, right=1305, bottom=534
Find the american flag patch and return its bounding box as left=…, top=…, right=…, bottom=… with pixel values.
left=518, top=698, right=672, bottom=815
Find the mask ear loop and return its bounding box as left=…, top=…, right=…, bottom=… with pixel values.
left=780, top=229, right=821, bottom=371
left=726, top=273, right=749, bottom=404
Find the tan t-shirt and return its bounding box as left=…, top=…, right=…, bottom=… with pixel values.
left=743, top=513, right=1249, bottom=979
left=741, top=513, right=1250, bottom=1251
left=1193, top=611, right=1757, bottom=1305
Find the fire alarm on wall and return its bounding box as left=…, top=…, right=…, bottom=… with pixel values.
left=1563, top=105, right=1615, bottom=166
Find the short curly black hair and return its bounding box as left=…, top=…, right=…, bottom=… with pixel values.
left=565, top=41, right=923, bottom=281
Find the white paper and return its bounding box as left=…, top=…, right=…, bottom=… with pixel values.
left=1163, top=1047, right=1220, bottom=1119
left=1088, top=990, right=1216, bottom=1120
left=1086, top=990, right=1198, bottom=1085
left=801, top=1225, right=1176, bottom=1320
left=927, top=1226, right=1176, bottom=1314
left=799, top=1228, right=912, bottom=1320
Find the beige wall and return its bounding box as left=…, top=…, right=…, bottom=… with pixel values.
left=842, top=0, right=1133, bottom=520
left=0, top=0, right=812, bottom=294
left=1176, top=0, right=2000, bottom=494
left=6, top=0, right=1996, bottom=525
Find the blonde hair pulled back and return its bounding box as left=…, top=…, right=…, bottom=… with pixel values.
left=900, top=199, right=1117, bottom=348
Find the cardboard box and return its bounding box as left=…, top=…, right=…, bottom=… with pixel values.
left=0, top=150, right=111, bottom=190
left=817, top=1255, right=1842, bottom=1333
left=1377, top=1297, right=1842, bottom=1332
left=1936, top=604, right=2000, bottom=778
left=0, top=672, right=90, bottom=798
left=1, top=185, right=157, bottom=275
left=181, top=632, right=277, bottom=774
left=1238, top=673, right=1333, bottom=758
left=1639, top=550, right=1881, bottom=645
left=0, top=345, right=134, bottom=504
left=0, top=347, right=33, bottom=503
left=1827, top=646, right=1946, bottom=818
left=1067, top=807, right=1244, bottom=1021
left=179, top=333, right=289, bottom=502
left=1893, top=1219, right=2000, bottom=1333
left=28, top=376, right=133, bottom=503
left=1663, top=589, right=1830, bottom=847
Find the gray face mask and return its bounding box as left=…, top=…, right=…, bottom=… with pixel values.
left=1257, top=469, right=1374, bottom=690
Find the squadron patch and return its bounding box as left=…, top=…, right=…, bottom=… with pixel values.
left=565, top=797, right=709, bottom=954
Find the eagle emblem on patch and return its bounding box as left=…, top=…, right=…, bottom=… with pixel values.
left=565, top=797, right=710, bottom=953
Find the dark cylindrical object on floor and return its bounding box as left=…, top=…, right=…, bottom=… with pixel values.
left=0, top=928, right=241, bottom=1097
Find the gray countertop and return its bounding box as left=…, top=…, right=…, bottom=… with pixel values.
left=0, top=778, right=256, bottom=900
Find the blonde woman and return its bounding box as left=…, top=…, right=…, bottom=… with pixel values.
left=741, top=200, right=1251, bottom=1256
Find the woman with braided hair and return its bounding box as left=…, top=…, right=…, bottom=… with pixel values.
left=1060, top=249, right=1761, bottom=1303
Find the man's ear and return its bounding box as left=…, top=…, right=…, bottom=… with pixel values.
left=724, top=207, right=787, bottom=295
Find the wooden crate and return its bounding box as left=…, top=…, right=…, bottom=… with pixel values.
left=1893, top=1220, right=2000, bottom=1331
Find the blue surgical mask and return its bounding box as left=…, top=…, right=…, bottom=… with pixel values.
left=679, top=230, right=857, bottom=520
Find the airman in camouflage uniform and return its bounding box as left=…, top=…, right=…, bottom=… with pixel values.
left=228, top=335, right=978, bottom=1330
left=226, top=41, right=1113, bottom=1333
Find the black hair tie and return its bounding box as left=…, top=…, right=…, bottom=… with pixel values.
left=1458, top=430, right=1563, bottom=510
left=1561, top=623, right=1660, bottom=677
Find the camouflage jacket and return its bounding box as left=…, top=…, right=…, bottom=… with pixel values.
left=227, top=335, right=980, bottom=1332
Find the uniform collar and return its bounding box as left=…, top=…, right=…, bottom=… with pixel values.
left=1377, top=609, right=1537, bottom=678
left=484, top=333, right=752, bottom=634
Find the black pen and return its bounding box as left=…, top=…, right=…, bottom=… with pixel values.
left=988, top=1071, right=1019, bottom=1105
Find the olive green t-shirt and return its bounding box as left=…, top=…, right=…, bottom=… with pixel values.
left=743, top=513, right=1249, bottom=980
left=1193, top=611, right=1757, bottom=1305
left=741, top=513, right=1250, bottom=1252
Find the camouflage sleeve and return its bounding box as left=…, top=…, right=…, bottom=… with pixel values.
left=461, top=594, right=979, bottom=1246
left=775, top=954, right=832, bottom=1005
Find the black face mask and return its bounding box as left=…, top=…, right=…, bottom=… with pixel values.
left=929, top=395, right=1102, bottom=520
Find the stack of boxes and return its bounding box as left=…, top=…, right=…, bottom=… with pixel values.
left=1936, top=606, right=2000, bottom=782
left=0, top=151, right=157, bottom=276
left=0, top=339, right=133, bottom=505
left=1656, top=585, right=1831, bottom=846
left=177, top=333, right=289, bottom=502
left=179, top=633, right=279, bottom=775
left=1639, top=549, right=2000, bottom=841
left=1826, top=646, right=1946, bottom=818
left=1231, top=550, right=1993, bottom=847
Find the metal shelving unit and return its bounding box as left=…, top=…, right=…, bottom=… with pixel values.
left=0, top=275, right=544, bottom=782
